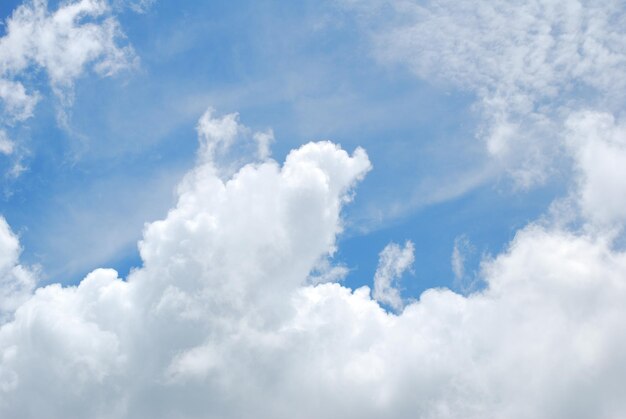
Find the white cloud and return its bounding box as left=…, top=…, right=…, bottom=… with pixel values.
left=0, top=217, right=36, bottom=322
left=342, top=0, right=626, bottom=187
left=372, top=240, right=414, bottom=311
left=196, top=108, right=276, bottom=170
left=253, top=128, right=274, bottom=160
left=1, top=0, right=625, bottom=416
left=0, top=131, right=14, bottom=155
left=0, top=0, right=138, bottom=175
left=566, top=111, right=626, bottom=231
left=0, top=109, right=374, bottom=418
left=0, top=109, right=625, bottom=417
left=367, top=1, right=626, bottom=97
left=307, top=258, right=350, bottom=285
left=451, top=235, right=472, bottom=282
left=0, top=0, right=136, bottom=91
left=113, top=0, right=155, bottom=14
left=0, top=79, right=39, bottom=123
left=450, top=235, right=483, bottom=295
left=196, top=107, right=240, bottom=160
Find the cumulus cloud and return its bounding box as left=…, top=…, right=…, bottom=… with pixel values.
left=342, top=0, right=626, bottom=187
left=0, top=217, right=36, bottom=322
left=1, top=0, right=626, bottom=417
left=565, top=111, right=626, bottom=231
left=0, top=109, right=374, bottom=417
left=0, top=108, right=624, bottom=418
left=372, top=240, right=414, bottom=311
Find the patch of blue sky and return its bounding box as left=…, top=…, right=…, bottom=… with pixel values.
left=0, top=1, right=20, bottom=25
left=0, top=0, right=566, bottom=295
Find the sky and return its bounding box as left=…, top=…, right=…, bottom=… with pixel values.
left=0, top=0, right=625, bottom=418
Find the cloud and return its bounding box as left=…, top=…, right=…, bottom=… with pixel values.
left=253, top=128, right=274, bottom=160
left=0, top=131, right=14, bottom=156
left=0, top=109, right=374, bottom=417
left=565, top=111, right=626, bottom=231
left=307, top=258, right=350, bottom=285
left=196, top=108, right=276, bottom=175
left=451, top=235, right=471, bottom=282
left=113, top=0, right=155, bottom=14
left=372, top=240, right=414, bottom=311
left=341, top=0, right=626, bottom=187
left=196, top=107, right=240, bottom=159
left=0, top=79, right=39, bottom=123
left=0, top=0, right=138, bottom=175
left=0, top=108, right=624, bottom=417
left=0, top=0, right=136, bottom=108
left=0, top=217, right=36, bottom=322
left=0, top=1, right=625, bottom=417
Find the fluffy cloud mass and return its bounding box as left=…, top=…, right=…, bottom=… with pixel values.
left=0, top=108, right=625, bottom=418
left=1, top=0, right=626, bottom=417
left=0, top=217, right=36, bottom=321
left=566, top=111, right=626, bottom=230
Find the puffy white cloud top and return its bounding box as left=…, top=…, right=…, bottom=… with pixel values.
left=0, top=109, right=626, bottom=418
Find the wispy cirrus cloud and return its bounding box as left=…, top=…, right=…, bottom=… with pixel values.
left=342, top=0, right=626, bottom=187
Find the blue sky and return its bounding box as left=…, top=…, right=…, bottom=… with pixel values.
left=1, top=0, right=561, bottom=293
left=2, top=1, right=626, bottom=418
